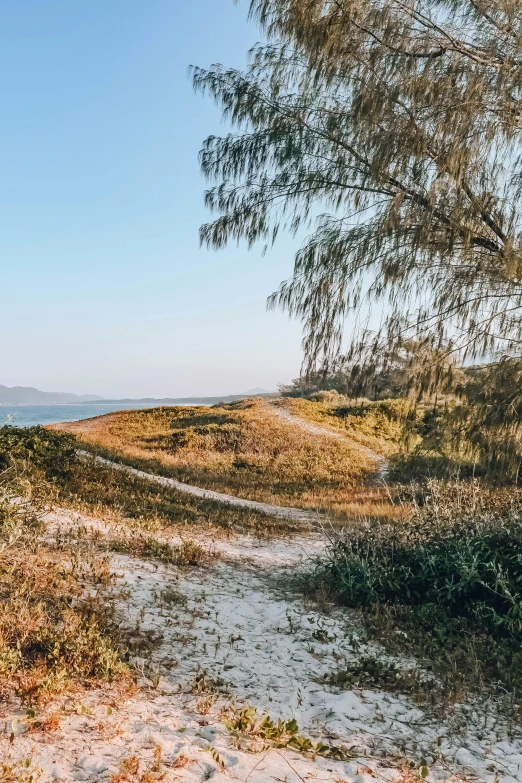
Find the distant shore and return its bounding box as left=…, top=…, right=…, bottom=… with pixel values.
left=0, top=392, right=277, bottom=407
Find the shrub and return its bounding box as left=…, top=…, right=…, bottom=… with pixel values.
left=312, top=479, right=522, bottom=691
left=0, top=430, right=127, bottom=702
left=0, top=425, right=76, bottom=480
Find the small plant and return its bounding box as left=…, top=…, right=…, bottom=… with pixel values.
left=191, top=669, right=229, bottom=713
left=111, top=747, right=166, bottom=783
left=323, top=656, right=429, bottom=695
left=157, top=587, right=187, bottom=607
left=207, top=747, right=225, bottom=769
left=222, top=705, right=352, bottom=759
left=108, top=535, right=213, bottom=567
left=0, top=757, right=42, bottom=783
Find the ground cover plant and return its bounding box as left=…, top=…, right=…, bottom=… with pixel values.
left=0, top=431, right=128, bottom=705
left=309, top=478, right=522, bottom=697
left=277, top=395, right=413, bottom=455
left=222, top=705, right=348, bottom=760
left=0, top=424, right=292, bottom=536
left=49, top=398, right=387, bottom=516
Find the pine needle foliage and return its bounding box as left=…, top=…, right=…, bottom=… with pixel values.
left=193, top=0, right=522, bottom=381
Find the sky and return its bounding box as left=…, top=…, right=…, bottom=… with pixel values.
left=0, top=0, right=306, bottom=398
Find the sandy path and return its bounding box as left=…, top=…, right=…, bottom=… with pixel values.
left=4, top=507, right=522, bottom=783
left=77, top=450, right=319, bottom=523
left=269, top=404, right=389, bottom=482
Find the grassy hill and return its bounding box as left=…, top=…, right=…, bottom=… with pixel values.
left=49, top=397, right=396, bottom=518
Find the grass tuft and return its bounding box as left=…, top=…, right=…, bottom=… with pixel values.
left=108, top=535, right=214, bottom=566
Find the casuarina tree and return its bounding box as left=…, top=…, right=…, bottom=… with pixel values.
left=194, top=1, right=522, bottom=467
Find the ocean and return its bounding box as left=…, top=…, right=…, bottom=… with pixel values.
left=0, top=402, right=177, bottom=428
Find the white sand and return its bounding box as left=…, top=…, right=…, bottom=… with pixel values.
left=3, top=507, right=522, bottom=783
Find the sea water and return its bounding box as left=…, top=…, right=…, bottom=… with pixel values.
left=0, top=402, right=174, bottom=428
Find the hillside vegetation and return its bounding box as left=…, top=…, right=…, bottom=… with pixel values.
left=0, top=428, right=128, bottom=705
left=50, top=398, right=396, bottom=518
left=277, top=395, right=411, bottom=455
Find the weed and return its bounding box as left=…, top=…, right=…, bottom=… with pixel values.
left=191, top=669, right=230, bottom=713
left=207, top=746, right=225, bottom=769
left=108, top=535, right=213, bottom=566
left=222, top=705, right=352, bottom=759
left=322, top=656, right=432, bottom=696
left=157, top=587, right=187, bottom=607
left=0, top=757, right=41, bottom=783
left=111, top=746, right=166, bottom=783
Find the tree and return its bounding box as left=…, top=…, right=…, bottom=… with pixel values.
left=281, top=338, right=464, bottom=398
left=193, top=0, right=522, bottom=384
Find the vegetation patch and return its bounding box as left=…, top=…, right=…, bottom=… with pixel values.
left=321, top=656, right=431, bottom=697
left=110, top=746, right=168, bottom=783
left=191, top=669, right=230, bottom=714
left=49, top=398, right=384, bottom=515
left=108, top=535, right=214, bottom=567
left=307, top=478, right=522, bottom=696
left=1, top=424, right=290, bottom=535
left=222, top=705, right=350, bottom=759
left=278, top=395, right=413, bottom=455
left=0, top=445, right=128, bottom=704
left=0, top=757, right=41, bottom=783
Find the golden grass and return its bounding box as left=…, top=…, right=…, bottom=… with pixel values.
left=50, top=398, right=399, bottom=519
left=0, top=480, right=128, bottom=706
left=48, top=448, right=302, bottom=536
left=277, top=396, right=412, bottom=455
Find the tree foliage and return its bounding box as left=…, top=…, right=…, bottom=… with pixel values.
left=194, top=0, right=522, bottom=380
left=281, top=339, right=463, bottom=398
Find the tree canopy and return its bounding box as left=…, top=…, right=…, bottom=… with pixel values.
left=194, top=0, right=522, bottom=383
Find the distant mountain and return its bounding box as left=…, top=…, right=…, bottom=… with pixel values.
left=244, top=387, right=275, bottom=394
left=0, top=385, right=103, bottom=404
left=0, top=384, right=279, bottom=407
left=87, top=391, right=279, bottom=406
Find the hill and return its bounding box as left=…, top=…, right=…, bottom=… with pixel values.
left=0, top=384, right=102, bottom=404
left=86, top=391, right=278, bottom=406
left=48, top=397, right=390, bottom=517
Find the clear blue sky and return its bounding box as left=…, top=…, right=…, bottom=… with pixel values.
left=0, top=0, right=304, bottom=398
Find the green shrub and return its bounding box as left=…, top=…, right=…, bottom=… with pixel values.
left=0, top=425, right=77, bottom=480
left=313, top=479, right=522, bottom=691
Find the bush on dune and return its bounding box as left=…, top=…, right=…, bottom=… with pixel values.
left=313, top=479, right=522, bottom=691
left=0, top=428, right=127, bottom=703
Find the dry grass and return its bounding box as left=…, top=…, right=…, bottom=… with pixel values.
left=50, top=447, right=299, bottom=536
left=110, top=746, right=167, bottom=783
left=50, top=398, right=398, bottom=520
left=107, top=534, right=216, bottom=567
left=0, top=757, right=42, bottom=783
left=0, top=473, right=128, bottom=706
left=277, top=395, right=412, bottom=455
